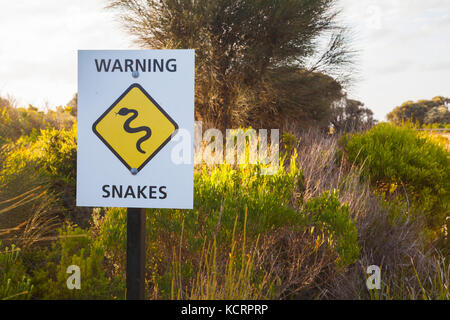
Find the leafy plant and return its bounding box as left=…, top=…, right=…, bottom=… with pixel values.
left=0, top=126, right=77, bottom=186
left=31, top=224, right=124, bottom=299
left=0, top=242, right=33, bottom=300
left=305, top=190, right=360, bottom=267
left=342, top=123, right=450, bottom=240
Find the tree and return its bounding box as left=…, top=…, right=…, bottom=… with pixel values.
left=387, top=96, right=450, bottom=125
left=109, top=0, right=353, bottom=129
left=0, top=95, right=75, bottom=145
left=331, top=97, right=376, bottom=132
left=424, top=105, right=450, bottom=125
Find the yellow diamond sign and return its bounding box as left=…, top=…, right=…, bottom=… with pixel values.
left=92, top=83, right=178, bottom=174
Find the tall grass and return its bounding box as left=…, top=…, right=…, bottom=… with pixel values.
left=365, top=254, right=449, bottom=300
left=171, top=211, right=274, bottom=300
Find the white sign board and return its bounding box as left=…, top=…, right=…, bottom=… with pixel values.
left=77, top=50, right=194, bottom=209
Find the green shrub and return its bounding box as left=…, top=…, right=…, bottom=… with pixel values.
left=142, top=161, right=304, bottom=297
left=305, top=190, right=360, bottom=267
left=88, top=158, right=358, bottom=299
left=0, top=242, right=33, bottom=300
left=342, top=123, right=450, bottom=237
left=0, top=126, right=78, bottom=228
left=0, top=126, right=77, bottom=186
left=143, top=160, right=358, bottom=298
left=31, top=224, right=124, bottom=299
left=148, top=160, right=304, bottom=251
left=92, top=208, right=127, bottom=279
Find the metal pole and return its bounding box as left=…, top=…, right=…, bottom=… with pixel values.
left=126, top=208, right=146, bottom=300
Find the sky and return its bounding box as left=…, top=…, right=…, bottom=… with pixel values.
left=0, top=0, right=449, bottom=121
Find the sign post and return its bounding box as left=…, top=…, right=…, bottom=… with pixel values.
left=126, top=208, right=146, bottom=300
left=77, top=50, right=194, bottom=300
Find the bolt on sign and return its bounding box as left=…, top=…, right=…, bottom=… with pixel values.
left=77, top=50, right=194, bottom=209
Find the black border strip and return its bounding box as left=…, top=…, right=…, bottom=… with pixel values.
left=1, top=300, right=443, bottom=318
left=92, top=83, right=179, bottom=173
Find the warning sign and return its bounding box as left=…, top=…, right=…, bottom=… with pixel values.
left=77, top=50, right=194, bottom=209
left=92, top=84, right=178, bottom=173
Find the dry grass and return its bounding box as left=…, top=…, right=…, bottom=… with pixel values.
left=0, top=189, right=62, bottom=250
left=18, top=198, right=62, bottom=249
left=254, top=226, right=338, bottom=299
left=289, top=129, right=438, bottom=299
left=0, top=166, right=62, bottom=250
left=171, top=213, right=274, bottom=300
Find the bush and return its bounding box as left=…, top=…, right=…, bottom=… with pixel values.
left=91, top=208, right=127, bottom=279
left=0, top=126, right=77, bottom=186
left=84, top=158, right=359, bottom=299
left=147, top=161, right=304, bottom=254
left=0, top=242, right=33, bottom=300
left=142, top=160, right=359, bottom=298
left=0, top=126, right=79, bottom=229
left=31, top=223, right=124, bottom=299
left=1, top=140, right=359, bottom=299
left=0, top=98, right=74, bottom=146
left=342, top=123, right=450, bottom=238
left=305, top=190, right=360, bottom=267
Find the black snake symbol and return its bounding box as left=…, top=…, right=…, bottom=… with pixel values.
left=117, top=108, right=152, bottom=154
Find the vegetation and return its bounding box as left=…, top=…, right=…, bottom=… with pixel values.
left=387, top=96, right=450, bottom=126
left=0, top=106, right=448, bottom=299
left=342, top=123, right=449, bottom=243
left=0, top=96, right=74, bottom=145
left=0, top=242, right=33, bottom=300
